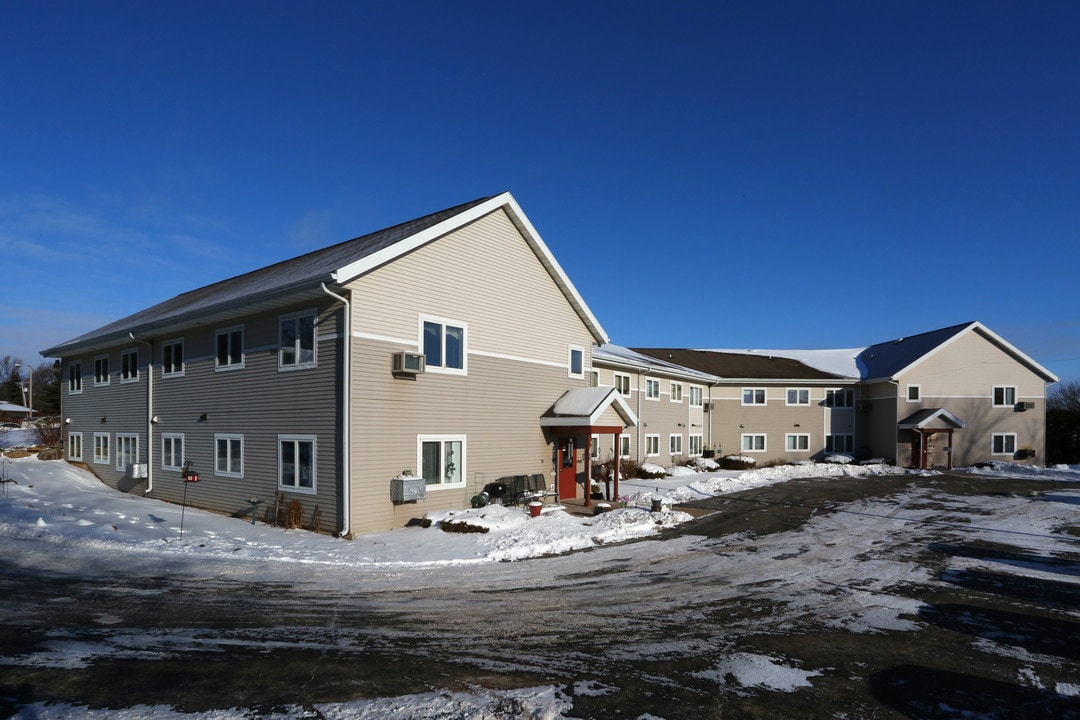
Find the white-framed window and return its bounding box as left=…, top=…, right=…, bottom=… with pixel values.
left=826, top=389, right=855, bottom=408
left=619, top=435, right=631, bottom=458
left=992, top=433, right=1017, bottom=455
left=93, top=433, right=110, bottom=465
left=94, top=355, right=110, bottom=386
left=591, top=434, right=600, bottom=460
left=689, top=434, right=703, bottom=456
left=670, top=382, right=683, bottom=403
left=162, top=339, right=184, bottom=377
left=741, top=434, right=766, bottom=452
left=645, top=434, right=660, bottom=456
left=214, top=434, right=244, bottom=478
left=614, top=372, right=631, bottom=396
left=120, top=349, right=139, bottom=383
left=992, top=386, right=1017, bottom=407
left=906, top=385, right=921, bottom=402
left=116, top=434, right=139, bottom=471
left=279, top=310, right=317, bottom=370
left=279, top=435, right=316, bottom=493
left=825, top=434, right=854, bottom=453
left=568, top=346, right=584, bottom=379
left=646, top=378, right=661, bottom=400
left=669, top=434, right=684, bottom=456
left=421, top=315, right=466, bottom=374
left=785, top=433, right=810, bottom=451
left=68, top=361, right=82, bottom=394
left=742, top=388, right=766, bottom=406
left=689, top=385, right=703, bottom=407
left=216, top=326, right=244, bottom=370
left=419, top=435, right=465, bottom=488
left=161, top=433, right=184, bottom=471
left=67, top=432, right=83, bottom=461
left=786, top=388, right=809, bottom=406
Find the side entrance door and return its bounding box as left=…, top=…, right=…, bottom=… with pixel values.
left=557, top=438, right=578, bottom=500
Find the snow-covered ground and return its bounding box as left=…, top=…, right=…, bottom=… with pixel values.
left=2, top=426, right=1079, bottom=719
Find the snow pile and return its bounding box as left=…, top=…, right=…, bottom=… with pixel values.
left=696, top=652, right=822, bottom=693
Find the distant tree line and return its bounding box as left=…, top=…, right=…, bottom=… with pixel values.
left=0, top=355, right=61, bottom=416
left=1046, top=380, right=1080, bottom=465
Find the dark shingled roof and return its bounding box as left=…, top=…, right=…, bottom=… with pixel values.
left=630, top=348, right=848, bottom=380
left=854, top=321, right=974, bottom=380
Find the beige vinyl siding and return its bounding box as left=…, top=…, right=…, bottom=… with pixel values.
left=859, top=382, right=899, bottom=463
left=345, top=208, right=597, bottom=533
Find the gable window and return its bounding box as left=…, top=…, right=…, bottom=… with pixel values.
left=992, top=433, right=1017, bottom=455
left=568, top=346, right=584, bottom=379
left=741, top=434, right=766, bottom=452
left=689, top=386, right=703, bottom=407
left=826, top=389, right=855, bottom=408
left=619, top=435, right=631, bottom=458
left=825, top=434, right=854, bottom=453
left=785, top=433, right=810, bottom=451
left=93, top=433, right=110, bottom=465
left=670, top=382, right=683, bottom=403
left=279, top=435, right=316, bottom=493
left=121, top=349, right=139, bottom=382
left=216, top=326, right=244, bottom=370
left=905, top=385, right=921, bottom=402
left=422, top=317, right=466, bottom=373
left=614, top=372, right=631, bottom=397
left=419, top=435, right=464, bottom=487
left=645, top=434, right=660, bottom=457
left=162, top=339, right=184, bottom=377
left=786, top=388, right=809, bottom=406
left=215, top=434, right=244, bottom=478
left=68, top=361, right=82, bottom=394
left=689, top=434, right=703, bottom=456
left=669, top=434, right=683, bottom=455
left=646, top=378, right=661, bottom=400
left=67, top=432, right=83, bottom=461
left=742, top=388, right=766, bottom=406
left=992, top=386, right=1017, bottom=407
left=280, top=311, right=316, bottom=370
left=162, top=434, right=184, bottom=471
left=94, top=355, right=110, bottom=386
left=116, top=434, right=139, bottom=471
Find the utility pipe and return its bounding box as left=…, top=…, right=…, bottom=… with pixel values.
left=321, top=283, right=352, bottom=538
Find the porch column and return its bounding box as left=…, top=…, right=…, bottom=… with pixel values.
left=613, top=430, right=621, bottom=503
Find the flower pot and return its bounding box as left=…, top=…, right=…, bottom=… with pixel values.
left=528, top=501, right=543, bottom=518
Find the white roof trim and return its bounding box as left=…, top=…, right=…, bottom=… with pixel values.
left=540, top=387, right=639, bottom=428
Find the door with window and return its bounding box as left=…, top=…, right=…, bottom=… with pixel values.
left=557, top=437, right=578, bottom=500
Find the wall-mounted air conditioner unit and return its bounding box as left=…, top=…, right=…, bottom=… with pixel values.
left=392, top=351, right=426, bottom=376
left=1016, top=401, right=1036, bottom=411
left=127, top=463, right=148, bottom=479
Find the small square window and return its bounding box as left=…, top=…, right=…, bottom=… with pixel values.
left=741, top=434, right=766, bottom=452
left=785, top=433, right=810, bottom=451
left=645, top=434, right=660, bottom=456
left=422, top=317, right=466, bottom=373
left=786, top=388, right=809, bottom=406
left=992, top=386, right=1016, bottom=407
left=906, top=385, right=921, bottom=402
left=742, top=388, right=766, bottom=405
left=992, top=433, right=1017, bottom=455
left=614, top=373, right=631, bottom=396
left=669, top=434, right=683, bottom=455
left=568, top=346, right=584, bottom=378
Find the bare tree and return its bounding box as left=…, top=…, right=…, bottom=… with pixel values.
left=1047, top=380, right=1080, bottom=412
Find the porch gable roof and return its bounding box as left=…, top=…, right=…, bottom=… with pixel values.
left=898, top=407, right=967, bottom=430
left=540, top=387, right=638, bottom=429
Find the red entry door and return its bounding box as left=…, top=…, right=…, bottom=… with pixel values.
left=558, top=438, right=578, bottom=500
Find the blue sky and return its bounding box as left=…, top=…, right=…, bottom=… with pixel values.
left=2, top=1, right=1078, bottom=382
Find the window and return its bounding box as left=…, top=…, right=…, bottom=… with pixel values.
left=992, top=433, right=1017, bottom=455
left=993, top=386, right=1017, bottom=407
left=116, top=434, right=139, bottom=471
left=214, top=434, right=244, bottom=478
left=591, top=434, right=600, bottom=460
left=419, top=436, right=464, bottom=487
left=93, top=433, right=109, bottom=465
left=741, top=434, right=766, bottom=452
left=279, top=435, right=316, bottom=493
left=646, top=378, right=661, bottom=400
left=906, top=385, right=921, bottom=402
left=786, top=388, right=809, bottom=406
left=645, top=434, right=660, bottom=456
left=786, top=433, right=810, bottom=451
left=568, top=346, right=584, bottom=378
left=422, top=317, right=466, bottom=373
left=742, top=388, right=766, bottom=406
left=589, top=370, right=599, bottom=387
left=94, top=355, right=110, bottom=386
left=68, top=361, right=82, bottom=393
left=826, top=389, right=855, bottom=408
left=162, top=339, right=184, bottom=377
left=120, top=349, right=139, bottom=382
left=689, top=386, right=703, bottom=407
left=670, top=382, right=683, bottom=403
left=825, top=434, right=854, bottom=453
left=68, top=432, right=83, bottom=461
left=689, top=434, right=703, bottom=456
left=161, top=434, right=184, bottom=471
left=216, top=326, right=244, bottom=370
left=279, top=311, right=316, bottom=369
left=669, top=434, right=683, bottom=455
left=614, top=372, right=631, bottom=396
left=619, top=435, right=631, bottom=458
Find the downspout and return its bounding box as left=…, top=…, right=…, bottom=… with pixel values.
left=129, top=333, right=154, bottom=495
left=321, top=283, right=352, bottom=538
